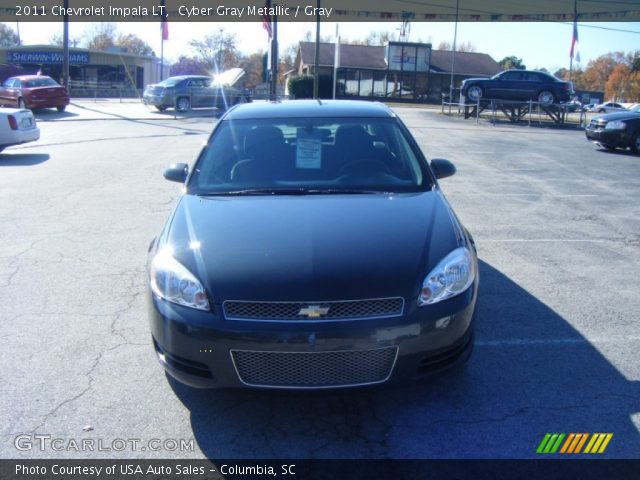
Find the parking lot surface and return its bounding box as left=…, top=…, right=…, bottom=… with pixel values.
left=1, top=101, right=639, bottom=459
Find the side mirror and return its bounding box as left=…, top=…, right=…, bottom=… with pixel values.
left=163, top=163, right=188, bottom=183
left=430, top=158, right=456, bottom=180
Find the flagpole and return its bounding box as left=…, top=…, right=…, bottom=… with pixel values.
left=332, top=24, right=339, bottom=99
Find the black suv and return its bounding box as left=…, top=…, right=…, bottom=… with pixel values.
left=461, top=70, right=573, bottom=106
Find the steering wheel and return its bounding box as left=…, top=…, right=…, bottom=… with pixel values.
left=336, top=159, right=391, bottom=178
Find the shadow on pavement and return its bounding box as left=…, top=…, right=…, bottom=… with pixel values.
left=0, top=152, right=49, bottom=166
left=32, top=109, right=78, bottom=121
left=169, top=260, right=639, bottom=459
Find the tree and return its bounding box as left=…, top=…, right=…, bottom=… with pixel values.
left=605, top=63, right=640, bottom=102
left=0, top=24, right=19, bottom=47
left=170, top=56, right=209, bottom=76
left=436, top=41, right=476, bottom=52
left=189, top=29, right=240, bottom=71
left=499, top=56, right=526, bottom=70
left=116, top=33, right=155, bottom=56
left=83, top=23, right=117, bottom=50
left=240, top=52, right=265, bottom=89
left=581, top=52, right=626, bottom=92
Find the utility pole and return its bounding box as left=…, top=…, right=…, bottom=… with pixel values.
left=448, top=0, right=459, bottom=103
left=270, top=10, right=278, bottom=99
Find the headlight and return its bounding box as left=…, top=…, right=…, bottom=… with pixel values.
left=150, top=249, right=210, bottom=311
left=605, top=120, right=626, bottom=130
left=418, top=247, right=476, bottom=306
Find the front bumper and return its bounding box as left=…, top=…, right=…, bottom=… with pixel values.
left=148, top=284, right=478, bottom=389
left=585, top=127, right=628, bottom=147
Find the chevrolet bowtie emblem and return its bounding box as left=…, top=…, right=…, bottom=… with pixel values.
left=298, top=305, right=330, bottom=318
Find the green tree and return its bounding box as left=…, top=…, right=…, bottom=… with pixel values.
left=0, top=24, right=19, bottom=47
left=499, top=56, right=526, bottom=70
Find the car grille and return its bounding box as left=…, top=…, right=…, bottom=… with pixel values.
left=223, top=298, right=404, bottom=321
left=231, top=347, right=398, bottom=388
left=589, top=120, right=605, bottom=130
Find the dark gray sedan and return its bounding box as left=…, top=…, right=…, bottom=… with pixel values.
left=143, top=69, right=251, bottom=112
left=148, top=100, right=478, bottom=389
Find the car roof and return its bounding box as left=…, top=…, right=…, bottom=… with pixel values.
left=225, top=100, right=396, bottom=120
left=9, top=75, right=53, bottom=81
left=166, top=75, right=210, bottom=80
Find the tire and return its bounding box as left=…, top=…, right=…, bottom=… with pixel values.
left=175, top=97, right=190, bottom=113
left=155, top=105, right=167, bottom=112
left=598, top=108, right=605, bottom=113
left=537, top=90, right=555, bottom=106
left=630, top=132, right=640, bottom=154
left=601, top=144, right=617, bottom=151
left=56, top=105, right=66, bottom=112
left=17, top=98, right=26, bottom=109
left=466, top=85, right=483, bottom=102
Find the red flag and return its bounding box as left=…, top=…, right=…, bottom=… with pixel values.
left=262, top=0, right=272, bottom=38
left=570, top=20, right=580, bottom=62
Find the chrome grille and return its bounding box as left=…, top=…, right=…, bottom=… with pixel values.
left=223, top=298, right=404, bottom=321
left=231, top=347, right=398, bottom=388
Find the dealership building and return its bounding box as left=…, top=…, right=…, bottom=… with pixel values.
left=293, top=41, right=502, bottom=103
left=0, top=45, right=169, bottom=94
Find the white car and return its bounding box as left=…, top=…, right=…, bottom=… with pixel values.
left=0, top=107, right=40, bottom=153
left=594, top=102, right=628, bottom=113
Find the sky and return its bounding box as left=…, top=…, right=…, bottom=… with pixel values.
left=7, top=20, right=640, bottom=73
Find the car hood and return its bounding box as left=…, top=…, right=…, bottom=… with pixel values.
left=593, top=111, right=638, bottom=122
left=163, top=191, right=461, bottom=302
left=212, top=68, right=245, bottom=87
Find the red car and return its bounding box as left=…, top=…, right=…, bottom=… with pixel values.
left=0, top=75, right=70, bottom=111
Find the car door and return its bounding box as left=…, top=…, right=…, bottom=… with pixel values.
left=0, top=79, right=16, bottom=106
left=187, top=78, right=208, bottom=107
left=493, top=70, right=523, bottom=100
left=520, top=71, right=542, bottom=100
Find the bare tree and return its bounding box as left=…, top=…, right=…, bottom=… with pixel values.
left=189, top=29, right=240, bottom=71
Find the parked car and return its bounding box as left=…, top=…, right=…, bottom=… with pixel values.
left=585, top=105, right=640, bottom=153
left=148, top=100, right=478, bottom=389
left=0, top=75, right=69, bottom=111
left=143, top=68, right=251, bottom=112
left=0, top=107, right=40, bottom=152
left=460, top=70, right=573, bottom=106
left=594, top=102, right=627, bottom=113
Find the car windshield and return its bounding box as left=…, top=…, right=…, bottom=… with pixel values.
left=188, top=117, right=433, bottom=195
left=157, top=77, right=188, bottom=87
left=24, top=77, right=59, bottom=88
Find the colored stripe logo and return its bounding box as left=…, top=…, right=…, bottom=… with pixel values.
left=537, top=433, right=612, bottom=454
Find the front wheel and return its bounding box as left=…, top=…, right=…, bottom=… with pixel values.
left=18, top=98, right=26, bottom=109
left=175, top=97, right=191, bottom=112
left=155, top=105, right=167, bottom=112
left=537, top=90, right=555, bottom=106
left=56, top=105, right=66, bottom=112
left=466, top=85, right=483, bottom=102
left=630, top=132, right=640, bottom=154
left=601, top=143, right=617, bottom=151
left=598, top=108, right=606, bottom=113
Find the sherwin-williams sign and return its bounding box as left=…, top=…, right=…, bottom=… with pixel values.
left=7, top=51, right=90, bottom=65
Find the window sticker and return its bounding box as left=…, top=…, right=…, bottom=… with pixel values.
left=296, top=128, right=322, bottom=169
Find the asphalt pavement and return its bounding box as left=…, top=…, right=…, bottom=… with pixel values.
left=1, top=101, right=638, bottom=459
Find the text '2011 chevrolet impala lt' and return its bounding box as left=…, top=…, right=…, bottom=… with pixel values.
left=148, top=100, right=478, bottom=389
